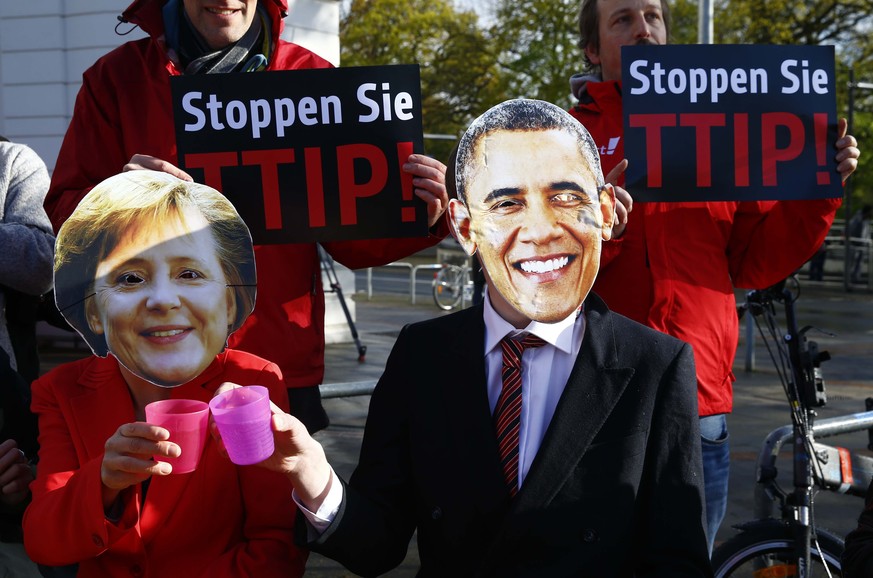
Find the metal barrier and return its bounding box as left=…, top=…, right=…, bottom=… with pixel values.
left=411, top=264, right=443, bottom=304
left=817, top=235, right=873, bottom=290
left=848, top=236, right=873, bottom=290
left=320, top=380, right=377, bottom=399
left=364, top=262, right=443, bottom=304
left=744, top=234, right=872, bottom=371
left=365, top=262, right=409, bottom=300
left=744, top=313, right=756, bottom=372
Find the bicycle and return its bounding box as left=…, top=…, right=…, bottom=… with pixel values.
left=711, top=278, right=873, bottom=577
left=432, top=260, right=475, bottom=310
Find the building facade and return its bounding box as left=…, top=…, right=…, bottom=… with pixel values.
left=0, top=0, right=340, bottom=171
left=0, top=0, right=357, bottom=346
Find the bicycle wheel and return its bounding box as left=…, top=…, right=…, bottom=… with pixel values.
left=433, top=265, right=463, bottom=310
left=712, top=522, right=844, bottom=577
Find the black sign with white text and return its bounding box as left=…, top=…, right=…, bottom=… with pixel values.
left=622, top=45, right=840, bottom=202
left=171, top=64, right=427, bottom=244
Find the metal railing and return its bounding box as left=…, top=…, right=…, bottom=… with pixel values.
left=320, top=380, right=377, bottom=399
left=824, top=234, right=873, bottom=290
left=743, top=229, right=872, bottom=371
left=363, top=262, right=442, bottom=304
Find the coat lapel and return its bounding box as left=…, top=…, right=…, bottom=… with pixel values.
left=139, top=357, right=225, bottom=527
left=438, top=306, right=508, bottom=511
left=67, top=355, right=228, bottom=533
left=68, top=357, right=137, bottom=460
left=513, top=294, right=635, bottom=513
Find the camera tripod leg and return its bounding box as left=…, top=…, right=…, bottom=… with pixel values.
left=317, top=246, right=367, bottom=363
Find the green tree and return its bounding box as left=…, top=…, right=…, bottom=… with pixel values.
left=667, top=0, right=873, bottom=210
left=669, top=0, right=698, bottom=44
left=489, top=0, right=582, bottom=109
left=709, top=0, right=873, bottom=210
left=340, top=0, right=506, bottom=162
left=711, top=0, right=873, bottom=47
left=838, top=53, right=873, bottom=213
left=842, top=68, right=873, bottom=215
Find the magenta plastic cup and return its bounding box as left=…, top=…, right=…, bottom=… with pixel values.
left=144, top=399, right=209, bottom=474
left=208, top=386, right=274, bottom=466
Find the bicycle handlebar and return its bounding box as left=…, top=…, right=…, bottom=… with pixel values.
left=744, top=277, right=828, bottom=410
left=744, top=279, right=790, bottom=310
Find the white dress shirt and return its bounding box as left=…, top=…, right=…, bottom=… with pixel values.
left=295, top=292, right=585, bottom=532
left=481, top=291, right=584, bottom=490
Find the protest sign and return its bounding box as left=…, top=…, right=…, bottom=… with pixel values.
left=622, top=45, right=840, bottom=202
left=171, top=64, right=427, bottom=244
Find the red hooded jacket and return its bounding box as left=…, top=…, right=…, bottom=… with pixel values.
left=569, top=78, right=840, bottom=416
left=45, top=0, right=443, bottom=390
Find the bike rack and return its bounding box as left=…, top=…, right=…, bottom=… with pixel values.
left=754, top=409, right=873, bottom=518
left=320, top=380, right=377, bottom=399
left=364, top=262, right=442, bottom=304
left=757, top=410, right=873, bottom=468
left=412, top=264, right=442, bottom=304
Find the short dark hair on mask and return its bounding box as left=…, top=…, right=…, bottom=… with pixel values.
left=451, top=98, right=604, bottom=205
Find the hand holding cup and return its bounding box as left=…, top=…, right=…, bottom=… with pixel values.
left=144, top=399, right=210, bottom=474
left=101, top=422, right=181, bottom=494
left=210, top=382, right=333, bottom=510
left=209, top=386, right=274, bottom=465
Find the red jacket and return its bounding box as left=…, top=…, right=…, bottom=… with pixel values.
left=569, top=78, right=840, bottom=416
left=24, top=350, right=304, bottom=577
left=45, top=0, right=443, bottom=389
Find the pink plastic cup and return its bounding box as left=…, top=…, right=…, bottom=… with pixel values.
left=208, top=386, right=274, bottom=466
left=144, top=399, right=209, bottom=474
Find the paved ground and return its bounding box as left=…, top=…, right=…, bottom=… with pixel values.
left=37, top=278, right=873, bottom=576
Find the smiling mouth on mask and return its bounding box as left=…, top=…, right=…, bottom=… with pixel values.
left=516, top=255, right=572, bottom=274
left=145, top=328, right=188, bottom=338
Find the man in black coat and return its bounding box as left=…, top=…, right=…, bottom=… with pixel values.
left=228, top=98, right=712, bottom=577
left=843, top=479, right=873, bottom=576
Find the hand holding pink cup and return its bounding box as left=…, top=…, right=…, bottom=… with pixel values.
left=209, top=385, right=275, bottom=466
left=144, top=399, right=210, bottom=474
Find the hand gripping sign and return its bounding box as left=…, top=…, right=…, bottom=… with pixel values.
left=170, top=64, right=429, bottom=245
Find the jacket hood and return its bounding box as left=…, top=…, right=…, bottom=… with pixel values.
left=120, top=0, right=288, bottom=40
left=569, top=72, right=602, bottom=103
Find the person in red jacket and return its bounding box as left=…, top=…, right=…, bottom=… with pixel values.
left=569, top=0, right=860, bottom=554
left=44, top=0, right=449, bottom=434
left=25, top=170, right=306, bottom=577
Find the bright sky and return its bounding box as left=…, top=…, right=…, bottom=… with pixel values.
left=340, top=0, right=495, bottom=25
left=452, top=0, right=495, bottom=25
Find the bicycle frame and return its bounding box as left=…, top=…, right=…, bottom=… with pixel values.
left=753, top=411, right=873, bottom=522
left=743, top=281, right=873, bottom=576
left=432, top=259, right=475, bottom=311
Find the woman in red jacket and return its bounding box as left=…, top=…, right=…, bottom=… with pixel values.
left=24, top=171, right=306, bottom=577
left=44, top=0, right=449, bottom=434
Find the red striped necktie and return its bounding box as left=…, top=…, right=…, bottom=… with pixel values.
left=494, top=333, right=546, bottom=497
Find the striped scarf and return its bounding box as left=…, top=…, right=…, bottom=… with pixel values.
left=163, top=0, right=273, bottom=74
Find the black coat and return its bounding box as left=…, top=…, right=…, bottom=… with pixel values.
left=304, top=293, right=713, bottom=577
left=843, top=479, right=873, bottom=577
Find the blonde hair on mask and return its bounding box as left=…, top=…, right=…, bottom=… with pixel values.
left=54, top=170, right=256, bottom=356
